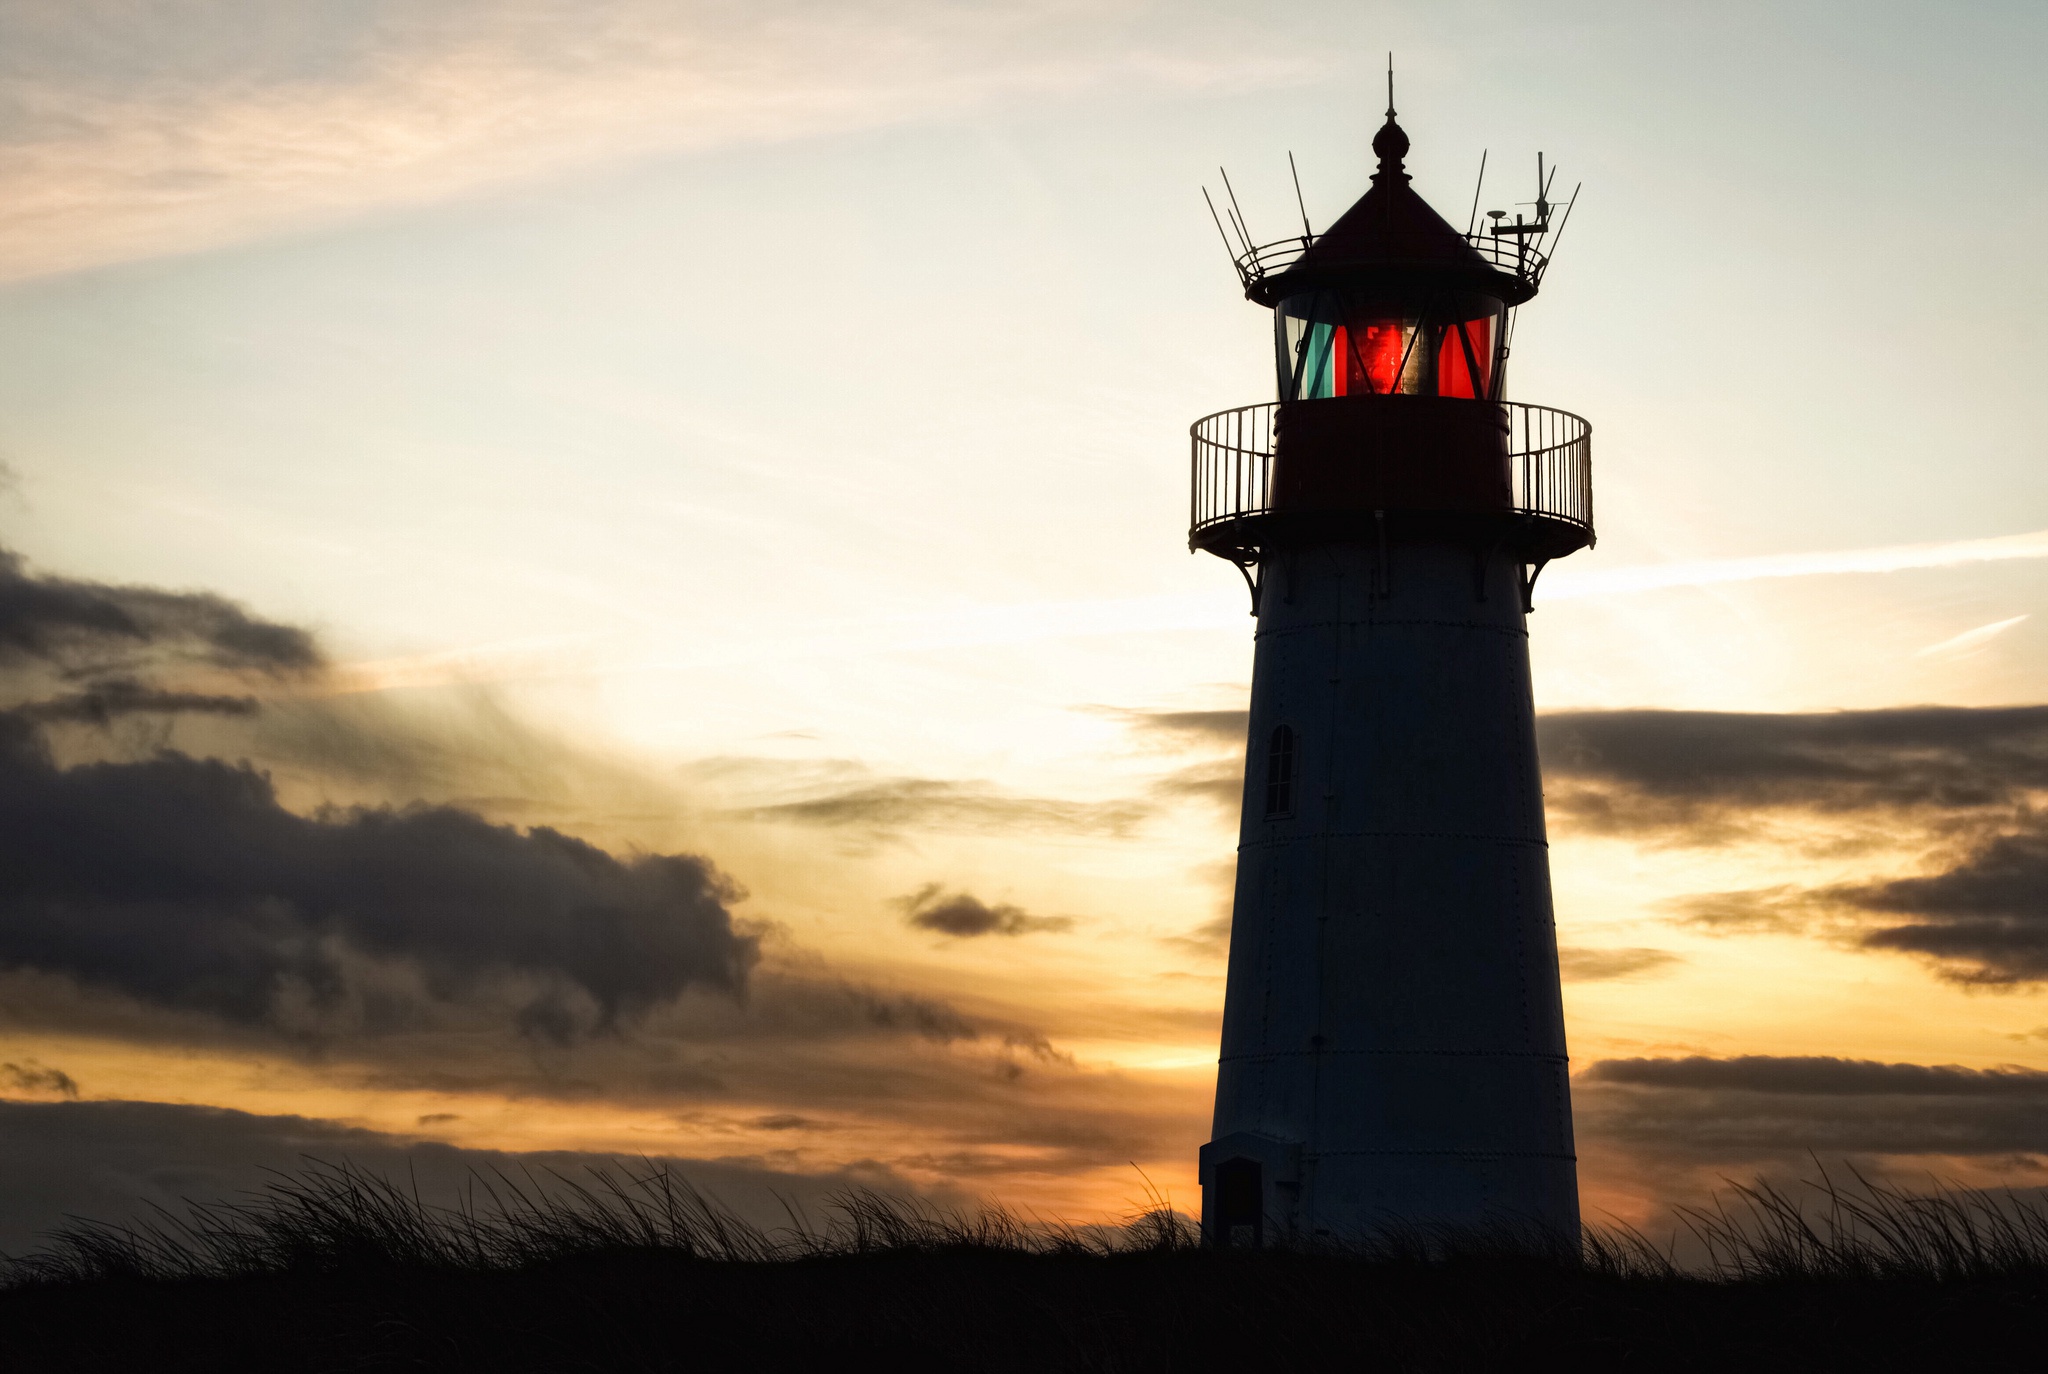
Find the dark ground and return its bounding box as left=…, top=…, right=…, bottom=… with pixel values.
left=4, top=1163, right=2045, bottom=1372
left=4, top=1246, right=2046, bottom=1372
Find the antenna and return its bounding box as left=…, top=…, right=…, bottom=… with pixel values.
left=1201, top=187, right=1244, bottom=272
left=1288, top=151, right=1314, bottom=241
left=1542, top=181, right=1582, bottom=266
left=1465, top=149, right=1488, bottom=236
left=1219, top=166, right=1254, bottom=253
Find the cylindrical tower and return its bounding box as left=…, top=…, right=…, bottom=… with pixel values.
left=1195, top=103, right=1592, bottom=1245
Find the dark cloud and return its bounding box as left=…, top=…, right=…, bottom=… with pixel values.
left=833, top=983, right=982, bottom=1040
left=0, top=1099, right=957, bottom=1257
left=0, top=547, right=319, bottom=678
left=1586, top=1056, right=2048, bottom=1097
left=1556, top=946, right=1684, bottom=982
left=1, top=1061, right=78, bottom=1098
left=1536, top=706, right=2048, bottom=838
left=1844, top=819, right=2048, bottom=984
left=747, top=777, right=1149, bottom=837
left=0, top=713, right=756, bottom=1039
left=1665, top=817, right=2048, bottom=986
left=897, top=885, right=1072, bottom=938
left=1577, top=1055, right=2048, bottom=1164
left=15, top=679, right=258, bottom=724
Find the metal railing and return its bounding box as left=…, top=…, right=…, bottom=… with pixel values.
left=1233, top=232, right=1548, bottom=296
left=1190, top=399, right=1592, bottom=540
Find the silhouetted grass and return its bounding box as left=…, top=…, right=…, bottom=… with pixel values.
left=2, top=1159, right=1192, bottom=1284
left=4, top=1160, right=2047, bottom=1372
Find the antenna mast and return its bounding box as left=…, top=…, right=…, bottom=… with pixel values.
left=1288, top=152, right=1314, bottom=241
left=1465, top=150, right=1488, bottom=236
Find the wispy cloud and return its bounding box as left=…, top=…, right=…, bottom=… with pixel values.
left=1915, top=615, right=2028, bottom=659
left=1556, top=946, right=1683, bottom=982
left=0, top=0, right=1325, bottom=282
left=1544, top=528, right=2048, bottom=601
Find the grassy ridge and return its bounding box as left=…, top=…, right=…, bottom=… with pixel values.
left=3, top=1162, right=2045, bottom=1371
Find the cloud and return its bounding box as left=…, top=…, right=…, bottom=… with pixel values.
left=1119, top=709, right=1248, bottom=747
left=1663, top=816, right=2048, bottom=986
left=1916, top=615, right=2029, bottom=659
left=0, top=547, right=319, bottom=682
left=1149, top=759, right=1244, bottom=809
left=0, top=1061, right=79, bottom=1098
left=1577, top=1055, right=2048, bottom=1165
left=1843, top=819, right=2048, bottom=985
left=1665, top=886, right=1812, bottom=934
left=897, top=885, right=1072, bottom=939
left=0, top=0, right=1325, bottom=283
left=1163, top=915, right=1232, bottom=958
left=0, top=543, right=756, bottom=1041
left=1556, top=946, right=1683, bottom=982
left=0, top=712, right=755, bottom=1039
left=745, top=776, right=1151, bottom=839
left=1586, top=1056, right=2048, bottom=1097
left=1537, top=706, right=2048, bottom=839
left=14, top=680, right=258, bottom=725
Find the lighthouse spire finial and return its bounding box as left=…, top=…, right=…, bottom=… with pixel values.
left=1372, top=54, right=1409, bottom=180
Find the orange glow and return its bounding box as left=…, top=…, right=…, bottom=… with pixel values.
left=1332, top=321, right=1415, bottom=395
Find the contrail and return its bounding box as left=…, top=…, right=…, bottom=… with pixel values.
left=1914, top=615, right=2028, bottom=658
left=1542, top=527, right=2048, bottom=601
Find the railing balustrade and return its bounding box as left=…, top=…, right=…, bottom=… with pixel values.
left=1189, top=399, right=1593, bottom=543
left=1232, top=233, right=1549, bottom=296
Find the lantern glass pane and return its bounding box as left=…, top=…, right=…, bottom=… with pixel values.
left=1275, top=292, right=1503, bottom=401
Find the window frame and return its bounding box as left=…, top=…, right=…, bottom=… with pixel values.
left=1264, top=723, right=1297, bottom=819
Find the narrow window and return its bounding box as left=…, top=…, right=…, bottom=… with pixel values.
left=1265, top=724, right=1295, bottom=817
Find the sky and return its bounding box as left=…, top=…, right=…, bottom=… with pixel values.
left=2, top=0, right=2047, bottom=1249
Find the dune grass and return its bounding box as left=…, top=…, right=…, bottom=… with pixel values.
left=3, top=1160, right=2047, bottom=1371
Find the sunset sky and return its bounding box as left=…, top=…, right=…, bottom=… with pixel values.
left=3, top=0, right=2047, bottom=1248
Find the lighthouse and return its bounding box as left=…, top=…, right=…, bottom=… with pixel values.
left=1194, top=95, right=1591, bottom=1245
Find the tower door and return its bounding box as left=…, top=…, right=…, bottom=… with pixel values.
left=1215, top=1157, right=1264, bottom=1248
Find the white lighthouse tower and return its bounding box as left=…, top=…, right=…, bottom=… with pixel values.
left=1194, top=97, right=1590, bottom=1244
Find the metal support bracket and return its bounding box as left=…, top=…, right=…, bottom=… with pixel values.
left=1233, top=556, right=1262, bottom=615
left=1519, top=558, right=1550, bottom=613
